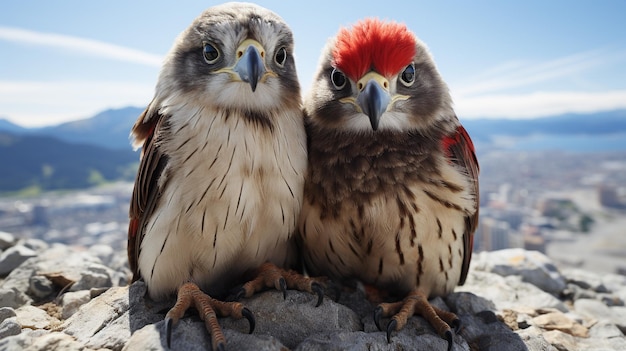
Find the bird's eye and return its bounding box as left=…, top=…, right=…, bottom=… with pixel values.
left=203, top=42, right=219, bottom=64
left=275, top=47, right=287, bottom=66
left=331, top=68, right=346, bottom=89
left=400, top=63, right=416, bottom=87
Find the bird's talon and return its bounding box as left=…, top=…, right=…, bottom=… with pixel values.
left=164, top=317, right=173, bottom=347
left=216, top=342, right=226, bottom=351
left=242, top=307, right=255, bottom=334
left=312, top=282, right=324, bottom=307
left=374, top=306, right=384, bottom=331
left=279, top=277, right=287, bottom=299
left=445, top=329, right=454, bottom=351
left=386, top=318, right=397, bottom=343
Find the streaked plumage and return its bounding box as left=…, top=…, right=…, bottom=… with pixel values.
left=299, top=19, right=479, bottom=349
left=127, top=3, right=307, bottom=349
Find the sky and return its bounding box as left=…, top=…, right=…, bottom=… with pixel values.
left=1, top=0, right=625, bottom=127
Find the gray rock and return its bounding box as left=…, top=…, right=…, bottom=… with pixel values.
left=88, top=244, right=115, bottom=266
left=28, top=275, right=55, bottom=299
left=0, top=318, right=21, bottom=340
left=515, top=326, right=557, bottom=351
left=69, top=263, right=114, bottom=291
left=0, top=232, right=15, bottom=251
left=574, top=298, right=626, bottom=332
left=222, top=290, right=362, bottom=348
left=0, top=288, right=30, bottom=310
left=0, top=330, right=86, bottom=351
left=0, top=308, right=16, bottom=324
left=0, top=245, right=37, bottom=276
left=19, top=238, right=49, bottom=253
left=61, top=286, right=130, bottom=347
left=472, top=249, right=567, bottom=295
left=561, top=268, right=609, bottom=293
left=457, top=270, right=569, bottom=312
left=60, top=290, right=91, bottom=319
left=295, top=330, right=469, bottom=351
left=3, top=245, right=626, bottom=350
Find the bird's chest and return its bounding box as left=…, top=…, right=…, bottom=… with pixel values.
left=166, top=111, right=305, bottom=243
left=301, top=150, right=473, bottom=297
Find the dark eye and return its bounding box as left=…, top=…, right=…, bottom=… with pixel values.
left=331, top=68, right=346, bottom=89
left=275, top=47, right=287, bottom=66
left=203, top=42, right=219, bottom=63
left=400, top=63, right=415, bottom=86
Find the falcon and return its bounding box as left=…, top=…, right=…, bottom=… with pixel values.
left=127, top=3, right=319, bottom=350
left=299, top=18, right=479, bottom=349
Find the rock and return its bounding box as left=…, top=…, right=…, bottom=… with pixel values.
left=0, top=318, right=21, bottom=340
left=222, top=290, right=362, bottom=348
left=542, top=330, right=578, bottom=351
left=88, top=244, right=115, bottom=266
left=295, top=330, right=469, bottom=351
left=561, top=268, right=608, bottom=292
left=532, top=311, right=588, bottom=337
left=0, top=245, right=37, bottom=276
left=3, top=244, right=626, bottom=350
left=472, top=249, right=567, bottom=295
left=574, top=299, right=626, bottom=333
left=0, top=232, right=16, bottom=250
left=0, top=308, right=16, bottom=324
left=60, top=291, right=91, bottom=319
left=14, top=305, right=60, bottom=330
left=28, top=275, right=55, bottom=299
left=457, top=270, right=568, bottom=312
left=60, top=286, right=130, bottom=349
left=69, top=263, right=114, bottom=291
left=515, top=326, right=556, bottom=351
left=19, top=238, right=49, bottom=253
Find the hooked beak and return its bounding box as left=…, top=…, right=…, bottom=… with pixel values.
left=356, top=72, right=391, bottom=131
left=233, top=39, right=266, bottom=92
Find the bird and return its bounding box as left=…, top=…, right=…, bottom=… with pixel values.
left=298, top=18, right=479, bottom=350
left=127, top=3, right=319, bottom=350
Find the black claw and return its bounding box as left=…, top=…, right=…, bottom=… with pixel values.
left=279, top=277, right=287, bottom=299
left=374, top=306, right=384, bottom=331
left=164, top=317, right=173, bottom=348
left=216, top=342, right=226, bottom=351
left=242, top=307, right=255, bottom=334
left=311, top=282, right=324, bottom=307
left=451, top=318, right=461, bottom=333
left=445, top=329, right=454, bottom=351
left=386, top=318, right=397, bottom=343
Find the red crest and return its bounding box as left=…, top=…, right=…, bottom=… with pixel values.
left=333, top=18, right=417, bottom=81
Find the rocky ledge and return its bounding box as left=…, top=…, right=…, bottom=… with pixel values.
left=1, top=231, right=625, bottom=350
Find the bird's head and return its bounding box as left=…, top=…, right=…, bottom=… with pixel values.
left=153, top=3, right=300, bottom=113
left=306, top=18, right=455, bottom=133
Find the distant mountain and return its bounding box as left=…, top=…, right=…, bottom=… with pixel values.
left=0, top=118, right=29, bottom=134
left=1, top=107, right=625, bottom=153
left=0, top=132, right=138, bottom=193
left=463, top=110, right=626, bottom=142
left=38, top=107, right=144, bottom=150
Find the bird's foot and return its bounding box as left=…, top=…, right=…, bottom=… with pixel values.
left=374, top=289, right=460, bottom=351
left=236, top=262, right=325, bottom=306
left=165, top=282, right=254, bottom=351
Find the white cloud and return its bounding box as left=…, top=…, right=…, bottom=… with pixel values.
left=0, top=26, right=163, bottom=67
left=0, top=80, right=154, bottom=127
left=453, top=50, right=617, bottom=96
left=454, top=90, right=626, bottom=119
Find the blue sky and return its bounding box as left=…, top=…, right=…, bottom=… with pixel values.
left=1, top=0, right=625, bottom=126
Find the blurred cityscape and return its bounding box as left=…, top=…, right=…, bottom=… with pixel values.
left=1, top=150, right=626, bottom=274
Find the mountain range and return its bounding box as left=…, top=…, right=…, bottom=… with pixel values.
left=0, top=107, right=625, bottom=192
